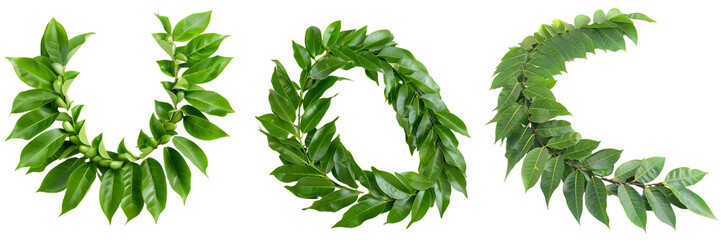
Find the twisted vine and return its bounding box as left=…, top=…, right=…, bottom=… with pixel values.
left=6, top=11, right=232, bottom=223
left=490, top=9, right=715, bottom=230
left=258, top=21, right=470, bottom=228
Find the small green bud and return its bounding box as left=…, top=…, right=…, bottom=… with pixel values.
left=55, top=97, right=67, bottom=108
left=53, top=79, right=63, bottom=94
left=99, top=160, right=112, bottom=167
left=51, top=63, right=64, bottom=75
left=84, top=147, right=97, bottom=158
left=109, top=161, right=124, bottom=170
left=175, top=53, right=188, bottom=61
left=62, top=121, right=75, bottom=133
left=117, top=153, right=128, bottom=161
left=164, top=122, right=177, bottom=131
left=150, top=137, right=159, bottom=148
left=91, top=156, right=103, bottom=163
left=69, top=136, right=81, bottom=145
left=176, top=91, right=185, bottom=101
left=78, top=145, right=90, bottom=153
left=159, top=135, right=171, bottom=144
left=171, top=112, right=184, bottom=123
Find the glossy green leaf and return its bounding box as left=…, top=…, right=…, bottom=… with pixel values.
left=362, top=30, right=393, bottom=49
left=613, top=159, right=642, bottom=182
left=333, top=198, right=389, bottom=228
left=494, top=103, right=526, bottom=142
left=300, top=97, right=331, bottom=133
left=164, top=147, right=192, bottom=203
left=67, top=32, right=94, bottom=63
left=546, top=132, right=581, bottom=150
left=408, top=188, right=434, bottom=228
left=645, top=187, right=676, bottom=228
left=292, top=41, right=312, bottom=70
left=634, top=156, right=665, bottom=183
left=583, top=148, right=622, bottom=175
left=61, top=162, right=96, bottom=215
left=372, top=167, right=413, bottom=199
left=256, top=114, right=296, bottom=139
left=11, top=89, right=57, bottom=113
left=263, top=131, right=306, bottom=166
left=181, top=56, right=232, bottom=84
left=141, top=158, right=167, bottom=223
left=305, top=26, right=323, bottom=57
left=541, top=156, right=564, bottom=206
left=535, top=120, right=573, bottom=137
left=285, top=176, right=335, bottom=199
left=435, top=111, right=469, bottom=137
left=397, top=171, right=434, bottom=191
left=155, top=13, right=171, bottom=33
left=6, top=57, right=56, bottom=90
left=322, top=21, right=341, bottom=48
left=172, top=11, right=211, bottom=42
left=8, top=107, right=59, bottom=140
left=120, top=163, right=144, bottom=223
left=268, top=90, right=296, bottom=123
left=309, top=57, right=345, bottom=79
left=18, top=129, right=66, bottom=169
left=271, top=164, right=322, bottom=183
left=184, top=90, right=234, bottom=117
left=42, top=19, right=69, bottom=64
left=183, top=33, right=228, bottom=62
left=618, top=185, right=647, bottom=231
left=585, top=177, right=609, bottom=227
left=562, top=139, right=599, bottom=160
left=667, top=185, right=716, bottom=219
left=386, top=196, right=414, bottom=224
left=563, top=170, right=586, bottom=223
left=37, top=158, right=83, bottom=193
left=183, top=115, right=228, bottom=140
left=172, top=136, right=208, bottom=176
left=99, top=169, right=124, bottom=224
left=308, top=120, right=336, bottom=162
left=444, top=165, right=467, bottom=197
left=305, top=189, right=359, bottom=212
left=664, top=167, right=707, bottom=187
left=521, top=147, right=551, bottom=191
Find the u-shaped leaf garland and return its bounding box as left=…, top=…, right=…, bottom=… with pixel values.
left=258, top=21, right=469, bottom=228
left=490, top=9, right=715, bottom=230
left=6, top=11, right=233, bottom=223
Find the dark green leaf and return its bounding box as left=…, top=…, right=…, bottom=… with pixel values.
left=521, top=147, right=551, bottom=191
left=183, top=115, right=228, bottom=140
left=563, top=170, right=585, bottom=223
left=397, top=171, right=434, bottom=191
left=585, top=177, right=609, bottom=227
left=172, top=136, right=208, bottom=176
left=292, top=41, right=312, bottom=70
left=322, top=21, right=341, bottom=48
left=154, top=100, right=173, bottom=121
left=562, top=139, right=599, bottom=160
left=495, top=103, right=526, bottom=142
left=163, top=147, right=191, bottom=203
left=309, top=57, right=345, bottom=79
left=37, top=158, right=83, bottom=193
left=300, top=97, right=331, bottom=133
left=18, top=129, right=66, bottom=169
left=268, top=90, right=296, bottom=123
left=305, top=189, right=359, bottom=212
left=408, top=188, right=434, bottom=228
left=667, top=185, right=716, bottom=219
left=285, top=176, right=335, bottom=198
left=141, top=158, right=167, bottom=223
left=362, top=30, right=393, bottom=49
left=270, top=164, right=322, bottom=183
left=333, top=198, right=389, bottom=228
left=634, top=156, right=664, bottom=183
left=612, top=159, right=642, bottom=182
left=541, top=156, right=564, bottom=206
left=664, top=167, right=707, bottom=187
left=8, top=107, right=59, bottom=140
left=618, top=185, right=647, bottom=231
left=386, top=196, right=414, bottom=224
left=535, top=120, right=573, bottom=137
left=61, top=162, right=96, bottom=215
left=583, top=148, right=622, bottom=175
left=372, top=167, right=413, bottom=199
left=99, top=169, right=124, bottom=224
left=435, top=111, right=469, bottom=137
left=308, top=120, right=336, bottom=162
left=305, top=26, right=323, bottom=57
left=184, top=90, right=234, bottom=117
left=645, top=187, right=676, bottom=228
left=120, top=163, right=144, bottom=223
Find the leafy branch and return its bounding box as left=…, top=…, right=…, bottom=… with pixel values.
left=258, top=21, right=470, bottom=228
left=6, top=11, right=233, bottom=224
left=490, top=8, right=716, bottom=230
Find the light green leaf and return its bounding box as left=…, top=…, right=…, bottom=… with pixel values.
left=184, top=90, right=234, bottom=117
left=8, top=107, right=59, bottom=140
left=18, top=129, right=66, bottom=169
left=120, top=163, right=144, bottom=223
left=182, top=115, right=228, bottom=140
left=172, top=136, right=209, bottom=176
left=308, top=120, right=336, bottom=162
left=322, top=20, right=341, bottom=48
left=172, top=11, right=211, bottom=42
left=37, top=158, right=83, bottom=193
left=181, top=56, right=232, bottom=84
left=61, top=162, right=96, bottom=215
left=99, top=169, right=124, bottom=224
left=6, top=57, right=56, bottom=90
left=183, top=33, right=229, bottom=62
left=141, top=158, right=167, bottom=223
left=42, top=18, right=69, bottom=64
left=163, top=147, right=192, bottom=203
left=11, top=89, right=57, bottom=113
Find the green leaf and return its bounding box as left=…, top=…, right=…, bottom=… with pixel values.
left=268, top=90, right=296, bottom=123
left=522, top=84, right=555, bottom=101
left=585, top=177, right=609, bottom=227
left=181, top=56, right=232, bottom=84
left=408, top=188, right=434, bottom=228
left=575, top=14, right=591, bottom=27
left=308, top=120, right=336, bottom=162
left=541, top=156, right=564, bottom=206
left=444, top=165, right=467, bottom=197
left=172, top=136, right=208, bottom=176
left=562, top=139, right=599, bottom=160
left=256, top=114, right=296, bottom=139
left=362, top=30, right=393, bottom=49
left=61, top=162, right=96, bottom=215
left=67, top=32, right=94, bottom=63
left=634, top=156, right=665, bottom=183
left=667, top=185, right=716, bottom=219
left=305, top=189, right=359, bottom=212
left=504, top=126, right=537, bottom=177
left=645, top=187, right=676, bottom=228
left=292, top=41, right=312, bottom=70
left=8, top=107, right=59, bottom=140
left=397, top=172, right=434, bottom=191
left=563, top=170, right=586, bottom=223
left=155, top=13, right=171, bottom=33
left=309, top=57, right=345, bottom=79
left=6, top=57, right=56, bottom=90
left=163, top=147, right=191, bottom=203
left=184, top=90, right=234, bottom=117
left=535, top=120, right=573, bottom=137
left=305, top=26, right=323, bottom=57
left=141, top=158, right=167, bottom=223
left=612, top=159, right=642, bottom=182
left=618, top=185, right=647, bottom=231
left=262, top=131, right=306, bottom=166
left=42, top=18, right=69, bottom=64
left=528, top=99, right=571, bottom=122
left=664, top=167, right=707, bottom=187
left=154, top=100, right=173, bottom=121
left=521, top=147, right=551, bottom=191
left=333, top=198, right=389, bottom=228
left=271, top=164, right=322, bottom=183
left=120, top=163, right=144, bottom=223
left=434, top=174, right=452, bottom=217
left=372, top=167, right=413, bottom=199
left=494, top=103, right=526, bottom=142
left=435, top=111, right=469, bottom=137
left=156, top=60, right=174, bottom=77
left=583, top=148, right=622, bottom=175
left=386, top=196, right=414, bottom=224
left=11, top=89, right=57, bottom=113
left=322, top=20, right=341, bottom=48
left=406, top=71, right=440, bottom=94
left=37, top=158, right=83, bottom=193
left=300, top=97, right=331, bottom=133
left=18, top=129, right=66, bottom=169
left=546, top=132, right=581, bottom=150
left=358, top=51, right=383, bottom=72
left=172, top=11, right=211, bottom=42
left=99, top=169, right=124, bottom=224
left=183, top=115, right=228, bottom=140
left=152, top=33, right=174, bottom=56
left=285, top=176, right=335, bottom=198
left=183, top=33, right=229, bottom=62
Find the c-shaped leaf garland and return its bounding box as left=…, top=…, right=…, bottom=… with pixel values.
left=490, top=9, right=715, bottom=230
left=6, top=11, right=232, bottom=223
left=258, top=21, right=470, bottom=228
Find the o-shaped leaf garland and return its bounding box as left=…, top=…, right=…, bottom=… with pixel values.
left=491, top=9, right=715, bottom=230
left=6, top=11, right=233, bottom=223
left=258, top=21, right=470, bottom=228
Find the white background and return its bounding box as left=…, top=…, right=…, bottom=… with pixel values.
left=0, top=0, right=719, bottom=239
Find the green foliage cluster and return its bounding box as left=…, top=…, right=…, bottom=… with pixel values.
left=6, top=11, right=232, bottom=223
left=258, top=20, right=470, bottom=228
left=490, top=9, right=714, bottom=230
